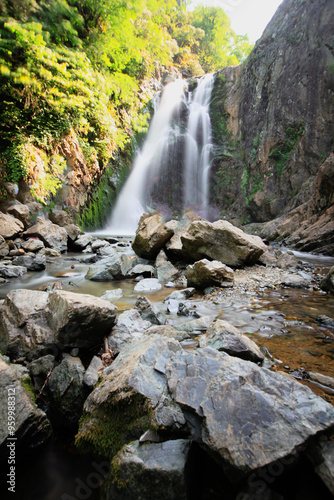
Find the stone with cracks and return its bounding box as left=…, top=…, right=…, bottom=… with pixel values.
left=23, top=217, right=68, bottom=253
left=135, top=296, right=165, bottom=325
left=7, top=204, right=31, bottom=228
left=199, top=319, right=264, bottom=363
left=107, top=308, right=152, bottom=354
left=0, top=263, right=27, bottom=279
left=155, top=249, right=179, bottom=283
left=181, top=220, right=267, bottom=268
left=0, top=235, right=9, bottom=257
left=166, top=347, right=334, bottom=473
left=0, top=289, right=117, bottom=360
left=132, top=212, right=174, bottom=259
left=13, top=253, right=46, bottom=271
left=185, top=259, right=234, bottom=289
left=86, top=253, right=132, bottom=281
left=105, top=439, right=190, bottom=500
left=21, top=238, right=45, bottom=252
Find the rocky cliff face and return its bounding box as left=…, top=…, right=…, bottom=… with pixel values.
left=210, top=0, right=334, bottom=254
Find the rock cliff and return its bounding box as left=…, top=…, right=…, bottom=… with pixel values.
left=210, top=0, right=334, bottom=254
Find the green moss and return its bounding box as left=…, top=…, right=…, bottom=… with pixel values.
left=268, top=123, right=304, bottom=175
left=75, top=394, right=156, bottom=459
left=21, top=377, right=36, bottom=403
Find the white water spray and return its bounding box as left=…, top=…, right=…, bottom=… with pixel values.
left=105, top=79, right=186, bottom=235
left=183, top=73, right=214, bottom=218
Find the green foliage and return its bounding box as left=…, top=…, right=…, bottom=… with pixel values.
left=269, top=123, right=304, bottom=175
left=0, top=139, right=28, bottom=183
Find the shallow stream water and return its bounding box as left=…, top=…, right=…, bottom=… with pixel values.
left=1, top=243, right=334, bottom=499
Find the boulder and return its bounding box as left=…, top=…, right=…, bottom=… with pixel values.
left=135, top=296, right=165, bottom=325
left=12, top=253, right=46, bottom=271
left=0, top=358, right=52, bottom=461
left=101, top=289, right=124, bottom=301
left=107, top=309, right=152, bottom=354
left=174, top=316, right=214, bottom=334
left=86, top=253, right=132, bottom=281
left=0, top=289, right=117, bottom=360
left=49, top=209, right=73, bottom=227
left=76, top=335, right=186, bottom=458
left=83, top=355, right=103, bottom=388
left=134, top=278, right=162, bottom=292
left=277, top=252, right=299, bottom=269
left=0, top=235, right=9, bottom=257
left=7, top=204, right=31, bottom=228
left=181, top=220, right=267, bottom=267
left=23, top=217, right=68, bottom=253
left=21, top=238, right=45, bottom=252
left=91, top=239, right=110, bottom=252
left=163, top=288, right=196, bottom=302
left=48, top=353, right=86, bottom=428
left=132, top=212, right=174, bottom=259
left=106, top=439, right=190, bottom=500
left=127, top=263, right=155, bottom=278
left=155, top=249, right=179, bottom=283
left=199, top=320, right=264, bottom=363
left=185, top=259, right=234, bottom=289
left=166, top=347, right=334, bottom=473
left=64, top=224, right=82, bottom=244
left=310, top=440, right=334, bottom=495
left=72, top=233, right=95, bottom=251
left=165, top=209, right=204, bottom=258
left=0, top=263, right=27, bottom=279
left=0, top=212, right=24, bottom=239
left=320, top=267, right=334, bottom=293
left=280, top=273, right=311, bottom=288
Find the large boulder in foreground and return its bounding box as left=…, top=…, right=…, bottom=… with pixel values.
left=166, top=347, right=334, bottom=473
left=181, top=220, right=267, bottom=267
left=132, top=212, right=173, bottom=259
left=23, top=217, right=68, bottom=253
left=185, top=259, right=234, bottom=289
left=0, top=358, right=52, bottom=461
left=0, top=289, right=117, bottom=360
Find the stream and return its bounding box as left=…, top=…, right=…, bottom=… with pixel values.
left=1, top=241, right=334, bottom=499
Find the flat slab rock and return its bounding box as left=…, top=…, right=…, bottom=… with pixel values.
left=165, top=347, right=334, bottom=472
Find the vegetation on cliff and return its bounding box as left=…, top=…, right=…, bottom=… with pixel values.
left=0, top=0, right=252, bottom=212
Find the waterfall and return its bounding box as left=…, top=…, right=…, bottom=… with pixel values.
left=105, top=79, right=186, bottom=235
left=104, top=73, right=215, bottom=235
left=183, top=73, right=214, bottom=219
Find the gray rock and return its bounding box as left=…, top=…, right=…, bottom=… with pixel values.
left=280, top=273, right=310, bottom=288
left=155, top=249, right=179, bottom=283
left=132, top=212, right=174, bottom=259
left=127, top=263, right=155, bottom=278
left=185, top=259, right=234, bottom=289
left=277, top=252, right=299, bottom=269
left=0, top=235, right=9, bottom=257
left=0, top=263, right=27, bottom=278
left=64, top=224, right=82, bottom=243
left=48, top=353, right=86, bottom=428
left=49, top=209, right=73, bottom=227
left=0, top=289, right=117, bottom=360
left=320, top=266, right=334, bottom=293
left=134, top=278, right=162, bottom=292
left=165, top=209, right=204, bottom=258
left=106, top=439, right=190, bottom=500
left=135, top=296, right=165, bottom=325
left=83, top=355, right=103, bottom=388
left=145, top=325, right=188, bottom=342
left=72, top=233, right=95, bottom=250
left=86, top=253, right=133, bottom=281
left=76, top=336, right=186, bottom=457
left=166, top=347, right=334, bottom=472
left=199, top=319, right=264, bottom=363
left=164, top=288, right=196, bottom=301
left=311, top=440, right=334, bottom=495
left=0, top=358, right=52, bottom=460
left=0, top=212, right=24, bottom=239
left=165, top=298, right=180, bottom=315
left=174, top=316, right=214, bottom=333
left=27, top=355, right=55, bottom=377
left=100, top=289, right=124, bottom=301
left=91, top=239, right=110, bottom=251
left=108, top=309, right=152, bottom=354
left=23, top=217, right=68, bottom=253
left=316, top=315, right=334, bottom=328
left=13, top=253, right=46, bottom=271
left=21, top=238, right=45, bottom=252
left=181, top=220, right=267, bottom=268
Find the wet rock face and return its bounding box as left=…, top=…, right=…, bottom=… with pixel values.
left=0, top=358, right=52, bottom=460
left=132, top=212, right=173, bottom=259
left=209, top=0, right=334, bottom=253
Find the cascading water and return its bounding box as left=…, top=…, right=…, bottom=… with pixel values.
left=183, top=73, right=214, bottom=218
left=104, top=73, right=215, bottom=235
left=105, top=79, right=186, bottom=235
